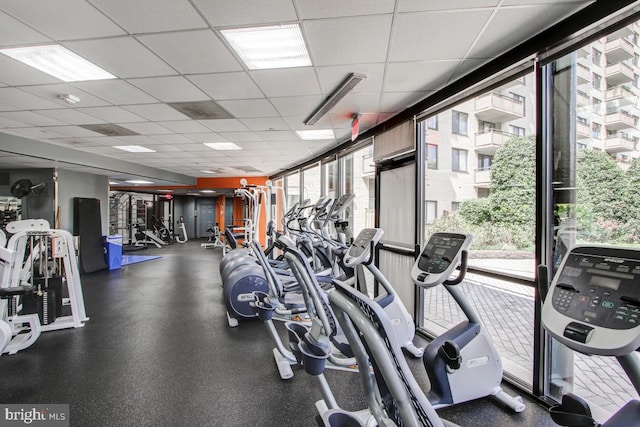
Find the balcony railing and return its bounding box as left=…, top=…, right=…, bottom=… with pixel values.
left=605, top=61, right=634, bottom=86
left=474, top=129, right=517, bottom=155
left=474, top=93, right=524, bottom=122
left=604, top=110, right=638, bottom=130
left=604, top=134, right=637, bottom=153
left=605, top=37, right=635, bottom=63
left=605, top=85, right=638, bottom=106
left=474, top=167, right=491, bottom=188
left=576, top=89, right=590, bottom=106
left=577, top=63, right=591, bottom=84
left=576, top=120, right=590, bottom=139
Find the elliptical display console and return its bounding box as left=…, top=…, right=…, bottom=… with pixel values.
left=542, top=245, right=640, bottom=356
left=342, top=228, right=383, bottom=267
left=411, top=233, right=473, bottom=288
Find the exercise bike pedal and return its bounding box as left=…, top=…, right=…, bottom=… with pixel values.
left=438, top=340, right=462, bottom=372
left=549, top=393, right=597, bottom=426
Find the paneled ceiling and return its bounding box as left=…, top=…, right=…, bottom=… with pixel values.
left=0, top=0, right=595, bottom=187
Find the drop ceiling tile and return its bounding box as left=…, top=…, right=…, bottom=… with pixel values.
left=187, top=73, right=263, bottom=100
left=282, top=114, right=332, bottom=130
left=255, top=130, right=298, bottom=141
left=119, top=122, right=173, bottom=135
left=249, top=68, right=321, bottom=97
left=139, top=30, right=241, bottom=74
left=240, top=117, right=289, bottom=132
left=385, top=61, right=458, bottom=92
left=151, top=134, right=198, bottom=144
left=398, top=0, right=499, bottom=11
left=390, top=10, right=492, bottom=62
left=64, top=37, right=177, bottom=79
left=0, top=0, right=126, bottom=40
left=8, top=127, right=68, bottom=140
left=0, top=111, right=67, bottom=126
left=468, top=4, right=582, bottom=59
left=270, top=95, right=324, bottom=117
left=116, top=135, right=163, bottom=145
left=146, top=144, right=183, bottom=153
left=316, top=64, right=385, bottom=94
left=89, top=0, right=207, bottom=33
left=379, top=91, right=432, bottom=112
left=296, top=0, right=395, bottom=18
left=0, top=54, right=60, bottom=86
left=198, top=119, right=250, bottom=132
left=191, top=0, right=297, bottom=26
left=77, top=146, right=123, bottom=155
left=45, top=126, right=104, bottom=137
left=218, top=131, right=261, bottom=142
left=217, top=99, right=279, bottom=118
left=21, top=84, right=111, bottom=108
left=71, top=80, right=159, bottom=105
left=123, top=104, right=189, bottom=121
left=448, top=59, right=490, bottom=84
left=0, top=115, right=30, bottom=128
left=76, top=106, right=147, bottom=123
left=0, top=88, right=62, bottom=110
left=128, top=76, right=209, bottom=102
left=37, top=109, right=108, bottom=125
left=304, top=15, right=392, bottom=66
left=156, top=120, right=210, bottom=133
left=185, top=133, right=229, bottom=143
left=0, top=11, right=51, bottom=47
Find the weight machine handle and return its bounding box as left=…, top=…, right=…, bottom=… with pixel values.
left=443, top=250, right=468, bottom=286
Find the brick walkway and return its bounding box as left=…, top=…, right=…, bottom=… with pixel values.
left=422, top=258, right=639, bottom=417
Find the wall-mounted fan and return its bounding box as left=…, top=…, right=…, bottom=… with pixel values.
left=10, top=179, right=46, bottom=198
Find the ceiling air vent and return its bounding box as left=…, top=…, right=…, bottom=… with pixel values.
left=168, top=100, right=233, bottom=120
left=79, top=124, right=139, bottom=137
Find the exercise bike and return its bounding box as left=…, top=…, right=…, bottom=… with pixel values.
left=411, top=232, right=525, bottom=412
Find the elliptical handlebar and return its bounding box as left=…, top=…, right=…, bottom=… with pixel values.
left=443, top=250, right=468, bottom=286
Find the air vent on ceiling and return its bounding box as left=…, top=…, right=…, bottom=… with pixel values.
left=80, top=124, right=139, bottom=137
left=168, top=100, right=233, bottom=120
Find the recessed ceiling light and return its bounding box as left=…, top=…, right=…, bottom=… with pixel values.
left=296, top=129, right=335, bottom=140
left=125, top=180, right=154, bottom=184
left=0, top=44, right=116, bottom=82
left=201, top=190, right=216, bottom=193
left=201, top=170, right=218, bottom=174
left=109, top=181, right=120, bottom=185
left=113, top=145, right=156, bottom=153
left=203, top=142, right=242, bottom=151
left=221, top=24, right=311, bottom=70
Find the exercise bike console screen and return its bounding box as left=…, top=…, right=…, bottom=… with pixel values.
left=411, top=233, right=472, bottom=288
left=343, top=228, right=383, bottom=268
left=542, top=245, right=640, bottom=356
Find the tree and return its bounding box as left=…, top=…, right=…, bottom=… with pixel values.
left=489, top=135, right=536, bottom=225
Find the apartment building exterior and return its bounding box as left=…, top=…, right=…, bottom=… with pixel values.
left=423, top=22, right=640, bottom=224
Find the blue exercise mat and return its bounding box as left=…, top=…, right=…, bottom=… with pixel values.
left=121, top=255, right=162, bottom=266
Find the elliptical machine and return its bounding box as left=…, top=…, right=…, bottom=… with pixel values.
left=411, top=232, right=525, bottom=412
left=539, top=245, right=640, bottom=426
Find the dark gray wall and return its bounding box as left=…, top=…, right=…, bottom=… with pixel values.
left=56, top=169, right=109, bottom=234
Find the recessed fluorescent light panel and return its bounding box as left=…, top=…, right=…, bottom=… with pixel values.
left=203, top=142, right=242, bottom=150
left=125, top=180, right=154, bottom=184
left=221, top=24, right=311, bottom=70
left=201, top=190, right=216, bottom=193
left=296, top=129, right=335, bottom=140
left=201, top=170, right=218, bottom=174
left=113, top=145, right=156, bottom=153
left=0, top=44, right=116, bottom=82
